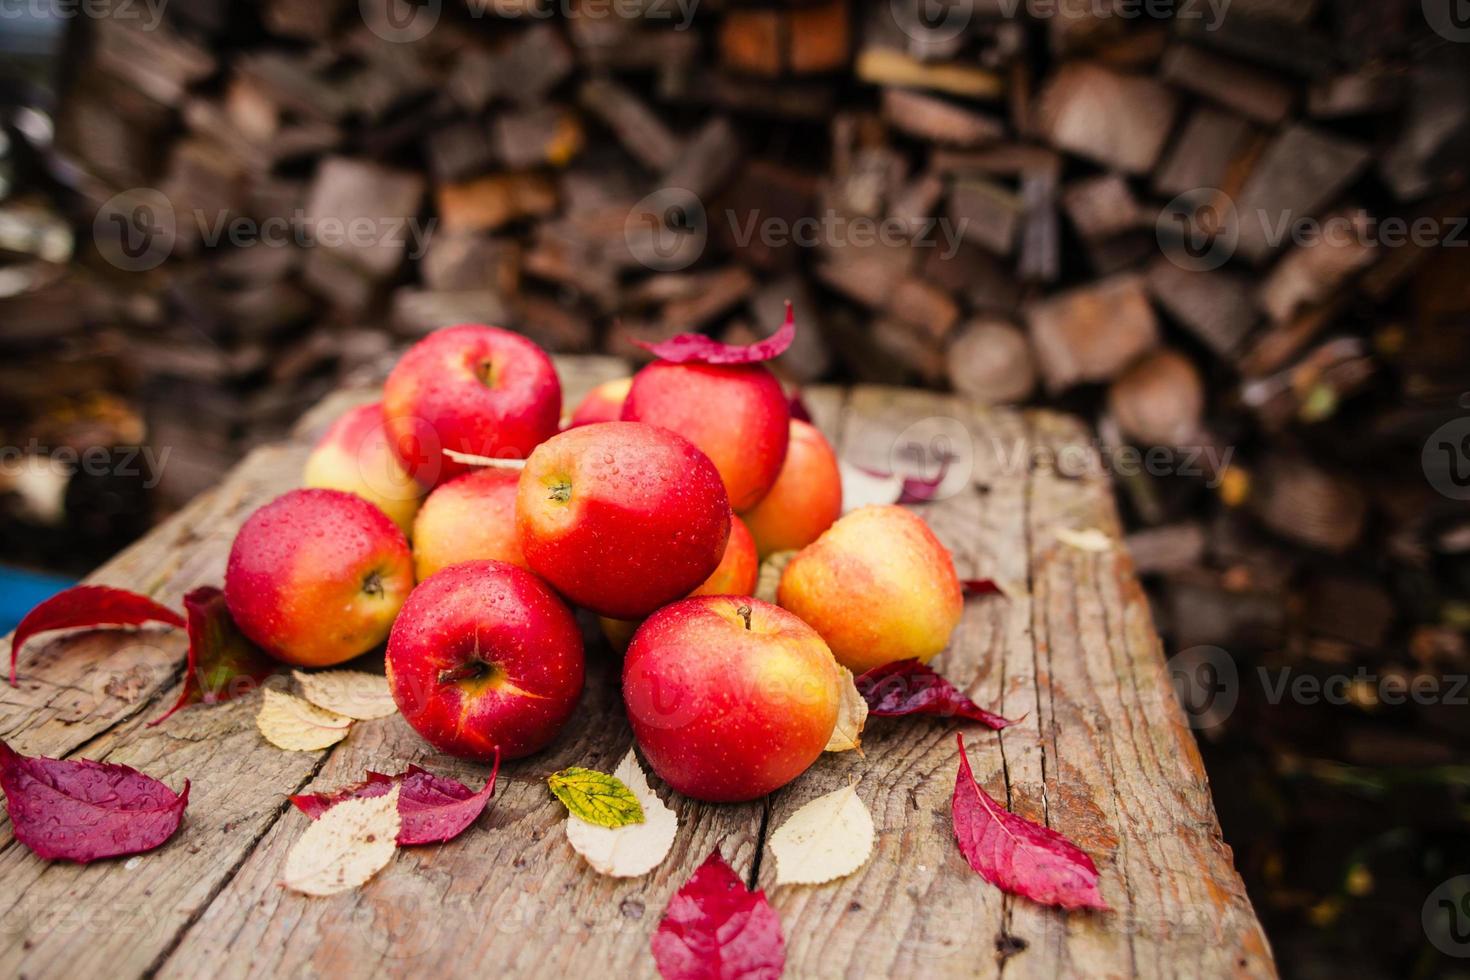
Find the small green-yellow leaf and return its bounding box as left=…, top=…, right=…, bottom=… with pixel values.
left=548, top=767, right=645, bottom=828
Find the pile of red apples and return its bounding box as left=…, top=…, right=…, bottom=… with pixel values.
left=228, top=318, right=963, bottom=802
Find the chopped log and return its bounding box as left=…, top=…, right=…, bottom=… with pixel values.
left=1308, top=67, right=1406, bottom=118
left=261, top=0, right=348, bottom=39
left=789, top=0, right=852, bottom=74
left=302, top=157, right=426, bottom=278
left=420, top=233, right=522, bottom=296
left=91, top=17, right=216, bottom=108
left=1062, top=173, right=1142, bottom=241
left=922, top=240, right=1021, bottom=314
left=580, top=79, right=684, bottom=172
left=1378, top=54, right=1470, bottom=202
left=1159, top=45, right=1294, bottom=124
left=494, top=106, right=585, bottom=170
left=1231, top=124, right=1372, bottom=263
left=883, top=276, right=959, bottom=343
left=1034, top=62, right=1179, bottom=174
left=720, top=10, right=783, bottom=77
left=870, top=317, right=948, bottom=384
left=1145, top=259, right=1260, bottom=361
left=1152, top=107, right=1254, bottom=198
left=881, top=90, right=1005, bottom=146
left=1250, top=454, right=1368, bottom=553
left=1173, top=10, right=1336, bottom=77
left=435, top=173, right=558, bottom=234
left=716, top=160, right=820, bottom=271
left=487, top=23, right=575, bottom=107
left=1107, top=349, right=1206, bottom=447
left=390, top=289, right=513, bottom=337
left=854, top=47, right=1004, bottom=100
left=945, top=318, right=1036, bottom=405
left=1017, top=164, right=1061, bottom=284
left=1256, top=210, right=1376, bottom=323
left=1026, top=273, right=1160, bottom=392
left=512, top=293, right=595, bottom=353
left=424, top=119, right=497, bottom=182
left=660, top=266, right=757, bottom=331
left=949, top=178, right=1023, bottom=255
left=662, top=117, right=742, bottom=200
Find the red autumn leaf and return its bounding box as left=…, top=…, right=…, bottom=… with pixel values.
left=637, top=302, right=795, bottom=365
left=652, top=850, right=785, bottom=980
left=951, top=733, right=1108, bottom=911
left=855, top=659, right=1015, bottom=730
left=8, top=584, right=185, bottom=686
left=0, top=739, right=189, bottom=863
left=961, top=578, right=1002, bottom=597
left=290, top=751, right=501, bottom=846
left=150, top=587, right=279, bottom=726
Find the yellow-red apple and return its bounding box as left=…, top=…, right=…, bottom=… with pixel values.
left=382, top=324, right=561, bottom=487
left=568, top=377, right=632, bottom=427
left=411, top=468, right=526, bottom=581
left=386, top=560, right=584, bottom=760
left=741, top=420, right=842, bottom=557
left=623, top=596, right=840, bottom=802
left=517, top=422, right=730, bottom=619
left=302, top=402, right=424, bottom=536
left=777, top=505, right=963, bottom=673
left=224, top=488, right=414, bottom=667
left=621, top=361, right=789, bottom=511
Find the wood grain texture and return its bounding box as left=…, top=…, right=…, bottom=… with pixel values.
left=0, top=363, right=1272, bottom=979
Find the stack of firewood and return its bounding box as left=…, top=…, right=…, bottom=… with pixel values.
left=6, top=0, right=1465, bottom=684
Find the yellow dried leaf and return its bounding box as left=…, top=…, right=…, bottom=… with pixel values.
left=770, top=784, right=875, bottom=886
left=755, top=550, right=796, bottom=606
left=293, top=669, right=397, bottom=721
left=257, top=689, right=352, bottom=751
left=442, top=448, right=527, bottom=469
left=1055, top=527, right=1113, bottom=552
left=824, top=666, right=867, bottom=753
left=565, top=748, right=678, bottom=878
left=284, top=785, right=400, bottom=896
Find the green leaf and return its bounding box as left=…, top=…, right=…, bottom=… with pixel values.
left=547, top=767, right=645, bottom=828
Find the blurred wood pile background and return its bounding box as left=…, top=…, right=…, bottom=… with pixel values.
left=0, top=1, right=1468, bottom=968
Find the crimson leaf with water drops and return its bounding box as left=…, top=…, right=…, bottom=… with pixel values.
left=856, top=659, right=1014, bottom=730
left=651, top=850, right=785, bottom=980
left=951, top=734, right=1108, bottom=911
left=290, top=751, right=500, bottom=846
left=8, top=585, right=185, bottom=686
left=151, top=586, right=279, bottom=725
left=636, top=302, right=795, bottom=365
left=0, top=740, right=189, bottom=863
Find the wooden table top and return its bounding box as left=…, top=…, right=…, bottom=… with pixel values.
left=0, top=356, right=1274, bottom=979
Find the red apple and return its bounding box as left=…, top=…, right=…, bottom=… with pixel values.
left=621, top=361, right=789, bottom=511
left=386, top=560, right=584, bottom=760
left=516, top=421, right=730, bottom=619
left=568, top=377, right=632, bottom=427
left=690, top=512, right=758, bottom=597
left=225, top=488, right=414, bottom=667
left=382, top=324, right=561, bottom=487
left=623, top=596, right=840, bottom=802
left=741, top=420, right=842, bottom=557
left=598, top=513, right=758, bottom=653
left=302, top=402, right=424, bottom=537
left=411, top=468, right=526, bottom=581
left=778, top=505, right=963, bottom=673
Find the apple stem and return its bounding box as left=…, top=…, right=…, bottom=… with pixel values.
left=362, top=571, right=384, bottom=598
left=438, top=661, right=492, bottom=685
left=736, top=604, right=752, bottom=630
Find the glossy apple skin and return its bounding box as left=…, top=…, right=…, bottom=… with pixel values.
left=516, top=422, right=730, bottom=619
left=623, top=596, right=839, bottom=802
left=385, top=560, right=584, bottom=760
left=568, top=377, right=632, bottom=427
left=382, top=324, right=561, bottom=487
left=621, top=361, right=789, bottom=511
left=225, top=488, right=414, bottom=667
left=598, top=513, right=758, bottom=653
left=778, top=505, right=963, bottom=673
left=303, top=402, right=424, bottom=537
left=411, top=468, right=526, bottom=581
left=741, top=420, right=842, bottom=558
